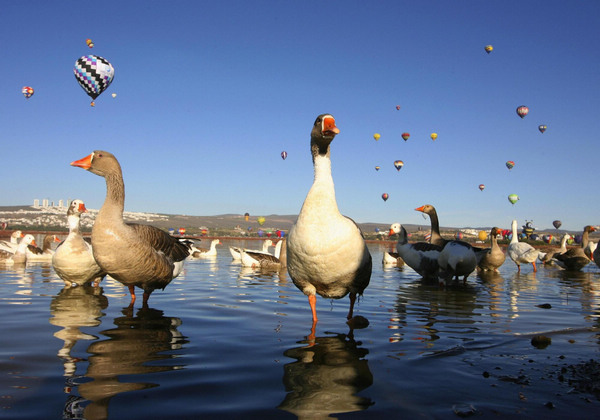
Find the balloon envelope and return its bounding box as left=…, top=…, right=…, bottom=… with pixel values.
left=373, top=133, right=381, bottom=141
left=86, top=38, right=94, bottom=48
left=430, top=133, right=438, bottom=141
left=393, top=160, right=404, bottom=171
left=552, top=220, right=562, bottom=229
left=401, top=132, right=410, bottom=141
left=538, top=125, right=547, bottom=133
left=375, top=166, right=380, bottom=171
left=516, top=105, right=529, bottom=119
left=395, top=105, right=401, bottom=110
left=74, top=55, right=115, bottom=102
left=508, top=194, right=519, bottom=205
left=21, top=86, right=34, bottom=99
left=478, top=184, right=485, bottom=191
left=506, top=160, right=515, bottom=170
left=478, top=230, right=488, bottom=241
left=485, top=45, right=493, bottom=53
left=281, top=151, right=287, bottom=160
left=381, top=193, right=389, bottom=202
left=257, top=216, right=265, bottom=226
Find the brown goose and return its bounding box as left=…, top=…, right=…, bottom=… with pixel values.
left=71, top=151, right=191, bottom=307
left=287, top=114, right=372, bottom=324
left=26, top=234, right=60, bottom=261
left=552, top=226, right=594, bottom=271
left=240, top=239, right=287, bottom=269
left=52, top=199, right=106, bottom=287
left=539, top=233, right=570, bottom=265
left=475, top=227, right=506, bottom=272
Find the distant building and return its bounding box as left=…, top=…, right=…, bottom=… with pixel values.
left=33, top=199, right=39, bottom=207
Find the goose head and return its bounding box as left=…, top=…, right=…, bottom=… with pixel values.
left=311, top=114, right=340, bottom=156
left=389, top=223, right=401, bottom=236
left=415, top=204, right=436, bottom=218
left=68, top=199, right=87, bottom=217
left=71, top=150, right=121, bottom=178
left=21, top=234, right=36, bottom=247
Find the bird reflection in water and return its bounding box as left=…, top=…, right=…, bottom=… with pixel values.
left=278, top=328, right=373, bottom=419
left=76, top=306, right=188, bottom=420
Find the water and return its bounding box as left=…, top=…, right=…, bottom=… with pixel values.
left=1, top=239, right=600, bottom=419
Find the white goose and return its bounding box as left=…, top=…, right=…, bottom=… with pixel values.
left=229, top=239, right=273, bottom=261
left=190, top=239, right=221, bottom=258
left=0, top=234, right=36, bottom=265
left=240, top=239, right=286, bottom=269
left=0, top=230, right=23, bottom=253
left=507, top=219, right=541, bottom=273
left=52, top=199, right=106, bottom=287
left=26, top=234, right=60, bottom=262
left=391, top=223, right=442, bottom=280
left=287, top=114, right=372, bottom=324
left=539, top=233, right=570, bottom=265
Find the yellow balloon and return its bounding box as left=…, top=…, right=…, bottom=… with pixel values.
left=430, top=133, right=438, bottom=141
left=373, top=133, right=381, bottom=141
left=478, top=230, right=488, bottom=241
left=485, top=45, right=493, bottom=53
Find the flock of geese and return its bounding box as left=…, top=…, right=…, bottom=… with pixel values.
left=1, top=114, right=597, bottom=326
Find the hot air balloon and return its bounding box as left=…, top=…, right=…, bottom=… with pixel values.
left=393, top=160, right=404, bottom=171
left=478, top=184, right=485, bottom=191
left=257, top=216, right=265, bottom=226
left=508, top=194, right=519, bottom=205
left=516, top=106, right=529, bottom=119
left=111, top=93, right=117, bottom=98
left=478, top=230, right=488, bottom=241
left=430, top=133, right=438, bottom=141
left=401, top=132, right=410, bottom=141
left=375, top=166, right=380, bottom=171
left=382, top=193, right=389, bottom=202
left=506, top=160, right=515, bottom=170
left=395, top=105, right=401, bottom=110
left=538, top=125, right=547, bottom=134
left=21, top=86, right=34, bottom=99
left=373, top=133, right=381, bottom=141
left=455, top=232, right=464, bottom=240
left=552, top=220, right=562, bottom=229
left=281, top=151, right=287, bottom=160
left=178, top=228, right=186, bottom=236
left=485, top=45, right=493, bottom=54
left=73, top=55, right=115, bottom=106
left=244, top=212, right=250, bottom=222
left=86, top=38, right=94, bottom=48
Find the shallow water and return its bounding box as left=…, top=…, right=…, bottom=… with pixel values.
left=1, top=239, right=600, bottom=419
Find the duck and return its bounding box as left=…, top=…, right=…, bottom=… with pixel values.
left=70, top=151, right=191, bottom=307
left=538, top=233, right=570, bottom=265
left=507, top=219, right=541, bottom=273
left=190, top=239, right=221, bottom=258
left=240, top=239, right=287, bottom=269
left=552, top=226, right=593, bottom=271
left=52, top=199, right=106, bottom=287
left=581, top=225, right=597, bottom=261
left=0, top=230, right=23, bottom=253
left=415, top=204, right=477, bottom=282
left=0, top=234, right=36, bottom=265
left=286, top=114, right=372, bottom=324
left=229, top=239, right=273, bottom=261
left=391, top=223, right=442, bottom=280
left=26, top=234, right=60, bottom=261
left=475, top=227, right=506, bottom=272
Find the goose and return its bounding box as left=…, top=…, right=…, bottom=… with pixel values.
left=286, top=114, right=372, bottom=324
left=52, top=199, right=106, bottom=287
left=538, top=233, right=570, bottom=265
left=507, top=219, right=541, bottom=273
left=229, top=239, right=273, bottom=261
left=382, top=250, right=404, bottom=267
left=475, top=227, right=506, bottom=272
left=0, top=234, right=36, bottom=265
left=190, top=239, right=221, bottom=258
left=240, top=239, right=287, bottom=269
left=71, top=151, right=191, bottom=307
left=552, top=226, right=593, bottom=271
left=391, top=223, right=442, bottom=280
left=581, top=225, right=597, bottom=261
left=415, top=204, right=477, bottom=282
left=593, top=241, right=600, bottom=269
left=0, top=230, right=23, bottom=253
left=26, top=234, right=60, bottom=261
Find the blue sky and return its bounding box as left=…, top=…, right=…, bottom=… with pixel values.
left=1, top=1, right=599, bottom=231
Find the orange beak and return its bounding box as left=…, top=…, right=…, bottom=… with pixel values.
left=415, top=206, right=425, bottom=212
left=78, top=203, right=88, bottom=213
left=31, top=240, right=37, bottom=247
left=389, top=229, right=395, bottom=236
left=322, top=116, right=340, bottom=136
left=71, top=153, right=93, bottom=170
left=54, top=235, right=61, bottom=242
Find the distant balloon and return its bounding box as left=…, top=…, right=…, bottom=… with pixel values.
left=478, top=230, right=488, bottom=241
left=478, top=184, right=485, bottom=191
left=111, top=93, right=117, bottom=98
left=375, top=166, right=380, bottom=171
left=373, top=133, right=381, bottom=141
left=516, top=105, right=529, bottom=119
left=506, top=160, right=515, bottom=170
left=396, top=105, right=401, bottom=110
left=393, top=160, right=404, bottom=171
left=257, top=216, right=265, bottom=226
left=281, top=151, right=287, bottom=160
left=178, top=228, right=186, bottom=235
left=86, top=38, right=94, bottom=48
left=381, top=193, right=389, bottom=202
left=508, top=194, right=519, bottom=205
left=244, top=212, right=250, bottom=222
left=74, top=55, right=115, bottom=106
left=485, top=45, right=493, bottom=54
left=538, top=125, right=547, bottom=134
left=401, top=132, right=410, bottom=141
left=455, top=232, right=464, bottom=240
left=430, top=133, right=438, bottom=141
left=552, top=220, right=562, bottom=229
left=21, top=86, right=34, bottom=99
left=543, top=234, right=553, bottom=244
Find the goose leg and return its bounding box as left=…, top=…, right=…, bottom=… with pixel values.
left=128, top=285, right=136, bottom=307
left=532, top=261, right=537, bottom=272
left=347, top=292, right=357, bottom=320
left=142, top=291, right=151, bottom=308
left=308, top=294, right=318, bottom=323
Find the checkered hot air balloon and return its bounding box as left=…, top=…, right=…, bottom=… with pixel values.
left=74, top=55, right=114, bottom=106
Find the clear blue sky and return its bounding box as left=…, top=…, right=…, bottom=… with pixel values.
left=1, top=1, right=599, bottom=232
